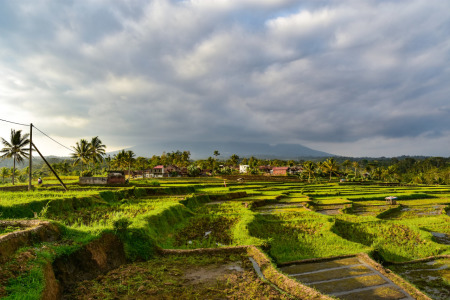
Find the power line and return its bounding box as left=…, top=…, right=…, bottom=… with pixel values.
left=1, top=117, right=75, bottom=154
left=0, top=118, right=28, bottom=127
left=32, top=125, right=74, bottom=153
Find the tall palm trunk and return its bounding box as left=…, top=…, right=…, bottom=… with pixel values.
left=12, top=154, right=16, bottom=185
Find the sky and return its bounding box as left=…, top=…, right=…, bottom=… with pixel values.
left=1, top=0, right=449, bottom=158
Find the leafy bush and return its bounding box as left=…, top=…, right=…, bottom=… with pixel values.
left=81, top=170, right=93, bottom=177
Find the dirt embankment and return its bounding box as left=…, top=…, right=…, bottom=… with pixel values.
left=0, top=220, right=60, bottom=263
left=51, top=233, right=126, bottom=297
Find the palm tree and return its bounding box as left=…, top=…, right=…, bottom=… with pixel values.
left=0, top=129, right=30, bottom=185
left=1, top=167, right=9, bottom=184
left=112, top=150, right=129, bottom=172
left=302, top=161, right=316, bottom=183
left=59, top=161, right=71, bottom=175
left=322, top=158, right=339, bottom=181
left=352, top=161, right=360, bottom=179
left=342, top=160, right=352, bottom=175
left=229, top=154, right=240, bottom=167
left=125, top=150, right=136, bottom=179
left=71, top=139, right=91, bottom=172
left=89, top=136, right=106, bottom=164
left=105, top=155, right=112, bottom=171
left=385, top=165, right=398, bottom=182
left=373, top=167, right=383, bottom=181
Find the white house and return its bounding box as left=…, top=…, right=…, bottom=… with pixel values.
left=239, top=165, right=250, bottom=173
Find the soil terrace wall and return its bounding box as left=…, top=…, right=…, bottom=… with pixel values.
left=51, top=233, right=126, bottom=295
left=0, top=221, right=60, bottom=263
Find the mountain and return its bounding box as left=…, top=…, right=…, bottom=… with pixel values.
left=126, top=141, right=333, bottom=160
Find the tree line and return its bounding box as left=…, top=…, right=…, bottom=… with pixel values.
left=1, top=129, right=449, bottom=185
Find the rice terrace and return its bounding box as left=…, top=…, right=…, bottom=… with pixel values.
left=0, top=172, right=449, bottom=299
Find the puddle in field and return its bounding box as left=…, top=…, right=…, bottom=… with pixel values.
left=255, top=203, right=304, bottom=210
left=388, top=259, right=450, bottom=300
left=431, top=232, right=450, bottom=245
left=314, top=205, right=346, bottom=215
left=351, top=205, right=391, bottom=216
left=280, top=257, right=411, bottom=299
left=385, top=205, right=445, bottom=219
left=316, top=209, right=342, bottom=215
left=255, top=203, right=307, bottom=214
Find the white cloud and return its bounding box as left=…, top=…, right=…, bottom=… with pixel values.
left=0, top=0, right=449, bottom=157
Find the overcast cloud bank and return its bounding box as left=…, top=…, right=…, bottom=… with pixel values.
left=1, top=0, right=449, bottom=157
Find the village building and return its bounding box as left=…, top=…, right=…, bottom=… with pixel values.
left=201, top=169, right=213, bottom=176
left=79, top=171, right=125, bottom=185
left=258, top=165, right=272, bottom=174
left=271, top=167, right=290, bottom=176
left=239, top=165, right=250, bottom=173
left=144, top=165, right=166, bottom=178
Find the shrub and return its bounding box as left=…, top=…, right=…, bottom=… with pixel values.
left=81, top=170, right=93, bottom=177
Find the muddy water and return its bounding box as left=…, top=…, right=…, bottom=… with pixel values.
left=315, top=209, right=342, bottom=215
left=314, top=205, right=346, bottom=216
left=386, top=205, right=446, bottom=219
left=351, top=205, right=390, bottom=216
left=254, top=203, right=307, bottom=214
left=431, top=232, right=450, bottom=245
left=280, top=257, right=413, bottom=300
left=388, top=259, right=450, bottom=300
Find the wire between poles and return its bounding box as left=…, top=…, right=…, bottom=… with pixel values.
left=32, top=125, right=74, bottom=153
left=1, top=117, right=74, bottom=154
left=0, top=118, right=28, bottom=127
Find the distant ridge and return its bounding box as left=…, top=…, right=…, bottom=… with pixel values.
left=127, top=141, right=333, bottom=160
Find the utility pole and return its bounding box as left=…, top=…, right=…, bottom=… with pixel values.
left=32, top=142, right=68, bottom=191
left=28, top=123, right=32, bottom=191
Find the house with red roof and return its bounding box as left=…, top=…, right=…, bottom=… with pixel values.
left=271, top=167, right=290, bottom=176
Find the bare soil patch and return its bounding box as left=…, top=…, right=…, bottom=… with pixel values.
left=66, top=252, right=290, bottom=299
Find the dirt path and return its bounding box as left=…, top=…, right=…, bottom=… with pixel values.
left=280, top=257, right=414, bottom=300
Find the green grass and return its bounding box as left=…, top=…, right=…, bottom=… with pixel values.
left=0, top=190, right=100, bottom=206
left=333, top=215, right=448, bottom=262
left=1, top=179, right=450, bottom=298
left=248, top=212, right=370, bottom=263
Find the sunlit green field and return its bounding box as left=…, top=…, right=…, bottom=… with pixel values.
left=1, top=177, right=449, bottom=299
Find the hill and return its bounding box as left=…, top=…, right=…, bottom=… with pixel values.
left=127, top=141, right=333, bottom=160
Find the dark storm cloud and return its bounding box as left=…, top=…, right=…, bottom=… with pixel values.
left=0, top=0, right=449, bottom=156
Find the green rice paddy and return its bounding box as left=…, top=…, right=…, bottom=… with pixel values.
left=1, top=178, right=449, bottom=299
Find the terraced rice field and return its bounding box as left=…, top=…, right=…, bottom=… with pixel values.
left=0, top=178, right=449, bottom=299
left=280, top=257, right=412, bottom=300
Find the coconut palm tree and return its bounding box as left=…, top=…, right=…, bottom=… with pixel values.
left=125, top=150, right=136, bottom=179
left=1, top=167, right=9, bottom=184
left=89, top=136, right=106, bottom=164
left=59, top=161, right=71, bottom=175
left=302, top=161, right=316, bottom=183
left=71, top=139, right=91, bottom=172
left=352, top=161, right=360, bottom=179
left=105, top=155, right=112, bottom=171
left=0, top=129, right=30, bottom=185
left=229, top=154, right=240, bottom=167
left=112, top=150, right=128, bottom=171
left=373, top=167, right=383, bottom=181
left=322, top=158, right=340, bottom=182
